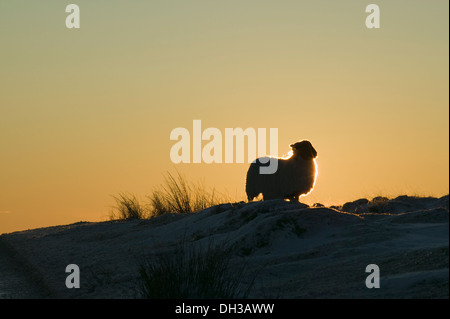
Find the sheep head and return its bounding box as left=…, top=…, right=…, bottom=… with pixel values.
left=290, top=140, right=317, bottom=160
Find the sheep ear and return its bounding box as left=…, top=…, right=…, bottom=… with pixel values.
left=290, top=143, right=295, bottom=148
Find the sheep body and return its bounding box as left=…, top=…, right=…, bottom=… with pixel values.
left=245, top=140, right=317, bottom=201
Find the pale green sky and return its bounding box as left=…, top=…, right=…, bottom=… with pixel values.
left=0, top=1, right=448, bottom=234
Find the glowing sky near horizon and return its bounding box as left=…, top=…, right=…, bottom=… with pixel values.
left=0, top=0, right=448, bottom=234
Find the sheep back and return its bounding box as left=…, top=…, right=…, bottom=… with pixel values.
left=246, top=155, right=316, bottom=201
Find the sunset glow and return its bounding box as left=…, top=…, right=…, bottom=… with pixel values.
left=0, top=1, right=448, bottom=234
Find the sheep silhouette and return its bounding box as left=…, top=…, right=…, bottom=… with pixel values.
left=245, top=140, right=318, bottom=201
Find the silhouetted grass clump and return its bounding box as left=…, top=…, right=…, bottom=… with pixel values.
left=110, top=193, right=148, bottom=220
left=109, top=171, right=227, bottom=220
left=148, top=171, right=224, bottom=217
left=138, top=242, right=256, bottom=299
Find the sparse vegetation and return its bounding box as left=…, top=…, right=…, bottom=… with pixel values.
left=109, top=170, right=228, bottom=220
left=368, top=196, right=390, bottom=213
left=110, top=193, right=148, bottom=220
left=138, top=241, right=257, bottom=299
left=148, top=171, right=222, bottom=216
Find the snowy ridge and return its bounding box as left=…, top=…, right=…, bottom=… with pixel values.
left=0, top=195, right=448, bottom=298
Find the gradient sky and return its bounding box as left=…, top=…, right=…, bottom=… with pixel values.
left=1, top=1, right=448, bottom=234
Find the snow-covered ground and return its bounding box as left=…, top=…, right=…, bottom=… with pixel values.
left=0, top=195, right=448, bottom=299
